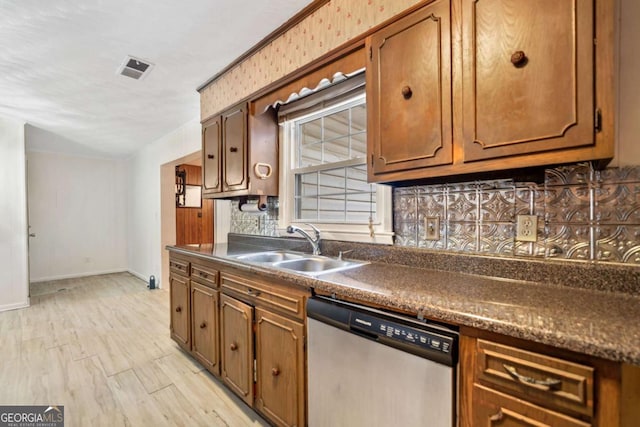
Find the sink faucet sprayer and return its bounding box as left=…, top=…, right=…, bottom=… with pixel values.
left=286, top=224, right=321, bottom=255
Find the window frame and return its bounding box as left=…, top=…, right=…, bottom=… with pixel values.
left=278, top=83, right=393, bottom=244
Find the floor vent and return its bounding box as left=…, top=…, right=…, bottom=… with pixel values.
left=117, top=56, right=154, bottom=80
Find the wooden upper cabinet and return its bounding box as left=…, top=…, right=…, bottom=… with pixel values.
left=222, top=104, right=248, bottom=192
left=367, top=0, right=453, bottom=178
left=202, top=115, right=222, bottom=195
left=461, top=0, right=595, bottom=162
left=366, top=0, right=613, bottom=183
left=201, top=102, right=278, bottom=198
left=220, top=294, right=254, bottom=406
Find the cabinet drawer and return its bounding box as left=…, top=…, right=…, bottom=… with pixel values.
left=475, top=339, right=594, bottom=418
left=169, top=258, right=190, bottom=276
left=220, top=273, right=305, bottom=320
left=472, top=384, right=591, bottom=427
left=191, top=262, right=218, bottom=288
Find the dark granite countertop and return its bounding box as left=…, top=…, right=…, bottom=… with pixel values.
left=168, top=240, right=640, bottom=366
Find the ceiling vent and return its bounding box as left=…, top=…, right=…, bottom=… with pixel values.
left=116, top=56, right=154, bottom=80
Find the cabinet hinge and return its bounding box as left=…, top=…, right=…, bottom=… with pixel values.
left=369, top=46, right=372, bottom=61
left=253, top=359, right=257, bottom=383
left=595, top=108, right=602, bottom=133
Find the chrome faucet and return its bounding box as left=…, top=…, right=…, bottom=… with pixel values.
left=286, top=223, right=321, bottom=255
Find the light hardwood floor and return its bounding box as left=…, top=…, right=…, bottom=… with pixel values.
left=0, top=272, right=268, bottom=427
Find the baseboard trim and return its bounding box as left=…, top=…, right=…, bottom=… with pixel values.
left=30, top=269, right=128, bottom=283
left=127, top=270, right=148, bottom=282
left=0, top=300, right=30, bottom=313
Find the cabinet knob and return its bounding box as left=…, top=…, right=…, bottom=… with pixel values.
left=401, top=85, right=413, bottom=99
left=207, top=154, right=215, bottom=159
left=229, top=146, right=238, bottom=153
left=200, top=322, right=207, bottom=329
left=230, top=343, right=238, bottom=351
left=175, top=306, right=181, bottom=313
left=510, top=50, right=528, bottom=67
left=271, top=367, right=280, bottom=376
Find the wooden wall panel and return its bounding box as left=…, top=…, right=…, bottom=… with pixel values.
left=176, top=164, right=214, bottom=245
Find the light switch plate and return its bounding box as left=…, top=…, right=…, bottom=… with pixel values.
left=516, top=214, right=538, bottom=242
left=424, top=216, right=440, bottom=240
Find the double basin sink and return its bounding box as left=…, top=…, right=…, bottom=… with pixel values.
left=230, top=250, right=365, bottom=277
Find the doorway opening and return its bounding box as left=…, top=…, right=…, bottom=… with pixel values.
left=160, top=150, right=215, bottom=287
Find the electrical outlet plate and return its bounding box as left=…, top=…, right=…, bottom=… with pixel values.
left=516, top=214, right=538, bottom=242
left=424, top=216, right=440, bottom=240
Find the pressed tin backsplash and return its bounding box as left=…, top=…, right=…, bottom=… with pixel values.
left=230, top=164, right=640, bottom=266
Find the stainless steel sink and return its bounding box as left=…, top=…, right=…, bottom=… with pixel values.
left=232, top=251, right=305, bottom=263
left=273, top=256, right=365, bottom=276
left=231, top=251, right=366, bottom=276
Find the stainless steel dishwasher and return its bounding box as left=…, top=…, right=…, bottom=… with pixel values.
left=307, top=296, right=458, bottom=427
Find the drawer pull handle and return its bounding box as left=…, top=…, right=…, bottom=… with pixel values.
left=271, top=367, right=280, bottom=377
left=207, top=154, right=215, bottom=159
left=175, top=306, right=182, bottom=313
left=503, top=364, right=562, bottom=390
left=230, top=343, right=238, bottom=351
left=253, top=162, right=273, bottom=179
left=489, top=409, right=503, bottom=422
left=200, top=322, right=207, bottom=329
left=247, top=289, right=261, bottom=297
left=199, top=272, right=208, bottom=278
left=229, top=146, right=238, bottom=153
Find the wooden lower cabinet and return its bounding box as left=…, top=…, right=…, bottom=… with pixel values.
left=460, top=331, right=640, bottom=427
left=169, top=272, right=190, bottom=351
left=255, top=308, right=305, bottom=427
left=220, top=294, right=254, bottom=406
left=472, top=384, right=591, bottom=427
left=191, top=282, right=220, bottom=375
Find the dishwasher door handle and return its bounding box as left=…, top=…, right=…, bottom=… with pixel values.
left=350, top=326, right=378, bottom=341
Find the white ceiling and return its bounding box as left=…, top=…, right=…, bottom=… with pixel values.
left=0, top=0, right=312, bottom=158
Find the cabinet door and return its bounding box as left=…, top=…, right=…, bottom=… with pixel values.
left=220, top=294, right=254, bottom=405
left=367, top=0, right=453, bottom=176
left=191, top=283, right=220, bottom=376
left=222, top=103, right=248, bottom=192
left=461, top=0, right=594, bottom=162
left=255, top=308, right=305, bottom=427
left=169, top=273, right=190, bottom=350
left=473, top=384, right=591, bottom=427
left=202, top=116, right=222, bottom=194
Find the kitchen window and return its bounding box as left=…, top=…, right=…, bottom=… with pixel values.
left=278, top=74, right=392, bottom=243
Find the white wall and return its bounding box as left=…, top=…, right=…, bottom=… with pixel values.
left=127, top=117, right=201, bottom=288
left=26, top=150, right=128, bottom=282
left=0, top=116, right=29, bottom=311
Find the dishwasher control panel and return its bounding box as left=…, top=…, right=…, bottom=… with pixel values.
left=350, top=311, right=455, bottom=359
left=350, top=312, right=453, bottom=354
left=307, top=296, right=458, bottom=366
